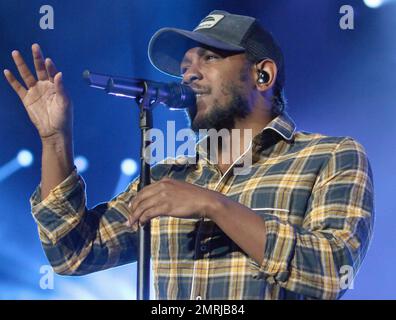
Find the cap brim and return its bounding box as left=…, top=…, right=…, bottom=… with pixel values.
left=148, top=28, right=245, bottom=78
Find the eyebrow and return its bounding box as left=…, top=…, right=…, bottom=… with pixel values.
left=180, top=47, right=215, bottom=66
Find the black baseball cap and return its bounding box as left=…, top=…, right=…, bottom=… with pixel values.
left=148, top=10, right=285, bottom=85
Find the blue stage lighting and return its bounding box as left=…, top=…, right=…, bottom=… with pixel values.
left=16, top=150, right=34, bottom=167
left=121, top=159, right=138, bottom=176
left=74, top=156, right=89, bottom=173
left=363, top=0, right=384, bottom=8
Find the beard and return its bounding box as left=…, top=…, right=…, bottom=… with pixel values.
left=191, top=83, right=251, bottom=132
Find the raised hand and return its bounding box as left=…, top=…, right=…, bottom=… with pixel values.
left=4, top=43, right=72, bottom=141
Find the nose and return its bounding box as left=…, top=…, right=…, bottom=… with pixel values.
left=181, top=64, right=203, bottom=85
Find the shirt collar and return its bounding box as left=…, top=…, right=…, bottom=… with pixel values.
left=259, top=112, right=296, bottom=142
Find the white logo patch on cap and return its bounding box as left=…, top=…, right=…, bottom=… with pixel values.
left=194, top=14, right=224, bottom=31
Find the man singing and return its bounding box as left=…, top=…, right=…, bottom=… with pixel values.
left=4, top=10, right=374, bottom=299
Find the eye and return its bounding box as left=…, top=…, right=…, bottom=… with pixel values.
left=204, top=54, right=219, bottom=61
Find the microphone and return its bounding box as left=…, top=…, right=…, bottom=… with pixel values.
left=83, top=70, right=196, bottom=111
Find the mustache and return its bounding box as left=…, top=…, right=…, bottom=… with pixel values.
left=189, top=85, right=211, bottom=95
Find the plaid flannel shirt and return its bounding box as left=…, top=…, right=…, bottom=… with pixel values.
left=30, top=112, right=374, bottom=299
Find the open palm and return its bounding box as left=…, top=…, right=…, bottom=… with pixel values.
left=4, top=44, right=72, bottom=140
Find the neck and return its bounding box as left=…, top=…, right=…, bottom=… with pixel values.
left=217, top=102, right=274, bottom=169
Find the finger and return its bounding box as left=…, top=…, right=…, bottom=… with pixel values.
left=45, top=58, right=58, bottom=82
left=124, top=215, right=138, bottom=228
left=129, top=185, right=156, bottom=212
left=32, top=43, right=48, bottom=81
left=129, top=196, right=161, bottom=226
left=129, top=178, right=172, bottom=212
left=139, top=205, right=167, bottom=226
left=3, top=69, right=27, bottom=100
left=11, top=50, right=37, bottom=88
left=54, top=72, right=69, bottom=106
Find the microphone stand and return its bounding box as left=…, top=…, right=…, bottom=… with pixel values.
left=136, top=82, right=152, bottom=301
left=83, top=70, right=196, bottom=300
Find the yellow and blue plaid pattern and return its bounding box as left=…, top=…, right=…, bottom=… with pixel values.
left=30, top=113, right=374, bottom=299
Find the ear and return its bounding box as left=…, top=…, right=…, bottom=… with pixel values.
left=254, top=59, right=278, bottom=92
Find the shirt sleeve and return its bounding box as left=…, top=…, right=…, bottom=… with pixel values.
left=255, top=138, right=374, bottom=299
left=30, top=168, right=140, bottom=275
